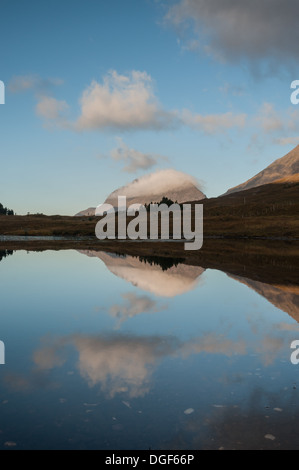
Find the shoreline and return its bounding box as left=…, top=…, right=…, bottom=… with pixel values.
left=1, top=237, right=299, bottom=289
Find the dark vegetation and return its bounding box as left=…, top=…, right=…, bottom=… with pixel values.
left=0, top=203, right=14, bottom=216
left=0, top=249, right=13, bottom=262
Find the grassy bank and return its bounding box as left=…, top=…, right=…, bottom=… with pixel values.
left=1, top=181, right=299, bottom=238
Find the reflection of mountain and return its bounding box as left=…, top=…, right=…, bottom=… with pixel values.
left=0, top=249, right=13, bottom=263
left=78, top=250, right=205, bottom=297
left=230, top=274, right=299, bottom=322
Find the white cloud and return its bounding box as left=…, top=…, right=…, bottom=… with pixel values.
left=35, top=96, right=69, bottom=121
left=182, top=109, right=246, bottom=134
left=75, top=70, right=177, bottom=131
left=219, top=83, right=246, bottom=97
left=255, top=103, right=283, bottom=133
left=275, top=136, right=299, bottom=146
left=253, top=103, right=299, bottom=145
left=8, top=74, right=68, bottom=126
left=9, top=75, right=38, bottom=93
left=9, top=75, right=63, bottom=93
left=109, top=137, right=168, bottom=173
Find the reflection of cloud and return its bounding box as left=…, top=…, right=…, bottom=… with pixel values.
left=255, top=336, right=285, bottom=367
left=33, top=337, right=67, bottom=370
left=109, top=292, right=167, bottom=327
left=3, top=370, right=59, bottom=392
left=79, top=251, right=205, bottom=297
left=275, top=322, right=299, bottom=332
left=4, top=373, right=32, bottom=391
left=31, top=332, right=248, bottom=399
left=72, top=334, right=178, bottom=398
left=182, top=334, right=246, bottom=357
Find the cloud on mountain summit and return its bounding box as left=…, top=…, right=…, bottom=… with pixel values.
left=107, top=168, right=201, bottom=199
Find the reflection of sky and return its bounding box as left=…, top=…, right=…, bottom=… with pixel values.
left=1, top=250, right=299, bottom=449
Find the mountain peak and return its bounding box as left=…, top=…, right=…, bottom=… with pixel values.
left=226, top=144, right=299, bottom=195
left=75, top=169, right=206, bottom=216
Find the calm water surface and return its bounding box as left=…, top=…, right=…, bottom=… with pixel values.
left=0, top=249, right=299, bottom=450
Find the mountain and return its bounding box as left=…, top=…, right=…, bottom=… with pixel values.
left=229, top=274, right=299, bottom=323
left=105, top=169, right=206, bottom=207
left=75, top=169, right=205, bottom=216
left=75, top=207, right=96, bottom=217
left=225, top=144, right=299, bottom=195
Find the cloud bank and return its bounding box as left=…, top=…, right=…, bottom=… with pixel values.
left=166, top=0, right=299, bottom=68
left=10, top=71, right=245, bottom=135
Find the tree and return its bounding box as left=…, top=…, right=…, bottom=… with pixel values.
left=0, top=203, right=14, bottom=215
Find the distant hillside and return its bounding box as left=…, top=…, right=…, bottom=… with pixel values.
left=75, top=207, right=96, bottom=217
left=193, top=176, right=299, bottom=238
left=226, top=144, right=299, bottom=194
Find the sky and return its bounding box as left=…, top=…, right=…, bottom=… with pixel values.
left=1, top=0, right=299, bottom=215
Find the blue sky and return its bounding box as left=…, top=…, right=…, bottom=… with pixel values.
left=1, top=0, right=299, bottom=215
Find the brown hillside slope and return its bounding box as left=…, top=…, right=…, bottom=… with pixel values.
left=226, top=145, right=299, bottom=194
